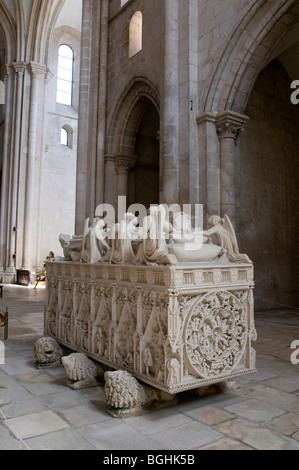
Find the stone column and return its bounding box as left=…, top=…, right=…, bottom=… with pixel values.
left=7, top=63, right=26, bottom=272
left=196, top=112, right=220, bottom=217
left=162, top=0, right=179, bottom=204
left=216, top=111, right=249, bottom=222
left=0, top=66, right=14, bottom=277
left=114, top=155, right=137, bottom=200
left=22, top=62, right=47, bottom=270
left=96, top=0, right=109, bottom=207
left=76, top=0, right=92, bottom=235
left=104, top=155, right=116, bottom=207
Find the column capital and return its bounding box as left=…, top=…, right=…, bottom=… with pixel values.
left=215, top=110, right=249, bottom=140
left=29, top=62, right=48, bottom=80
left=12, top=61, right=26, bottom=77
left=114, top=155, right=137, bottom=175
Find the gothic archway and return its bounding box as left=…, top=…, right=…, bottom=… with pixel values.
left=201, top=0, right=299, bottom=115
left=106, top=78, right=160, bottom=206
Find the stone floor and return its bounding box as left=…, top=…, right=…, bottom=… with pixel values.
left=0, top=285, right=298, bottom=451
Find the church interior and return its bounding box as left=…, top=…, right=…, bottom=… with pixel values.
left=0, top=0, right=298, bottom=451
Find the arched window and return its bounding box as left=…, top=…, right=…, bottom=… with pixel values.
left=129, top=12, right=143, bottom=58
left=56, top=44, right=74, bottom=106
left=61, top=127, right=69, bottom=146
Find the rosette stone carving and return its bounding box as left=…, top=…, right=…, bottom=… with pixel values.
left=184, top=290, right=247, bottom=379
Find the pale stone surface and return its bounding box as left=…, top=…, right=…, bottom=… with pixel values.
left=57, top=404, right=111, bottom=427
left=224, top=399, right=286, bottom=423
left=266, top=413, right=299, bottom=438
left=25, top=429, right=96, bottom=451
left=0, top=423, right=28, bottom=450
left=216, top=418, right=299, bottom=451
left=182, top=405, right=233, bottom=426
left=197, top=437, right=253, bottom=451
left=127, top=408, right=193, bottom=435
left=45, top=259, right=256, bottom=395
left=151, top=421, right=224, bottom=450
left=39, top=391, right=90, bottom=412
left=5, top=410, right=69, bottom=440
left=77, top=421, right=161, bottom=451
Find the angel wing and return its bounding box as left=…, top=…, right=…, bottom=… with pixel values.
left=83, top=217, right=90, bottom=238
left=222, top=215, right=240, bottom=254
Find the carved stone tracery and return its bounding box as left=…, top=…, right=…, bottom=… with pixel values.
left=184, top=291, right=247, bottom=379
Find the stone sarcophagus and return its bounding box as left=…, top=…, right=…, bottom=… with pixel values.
left=44, top=260, right=256, bottom=394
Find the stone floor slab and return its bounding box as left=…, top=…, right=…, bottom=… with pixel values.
left=263, top=376, right=299, bottom=393
left=266, top=412, right=299, bottom=437
left=57, top=403, right=111, bottom=427
left=197, top=437, right=253, bottom=450
left=0, top=356, right=36, bottom=376
left=183, top=405, right=234, bottom=426
left=216, top=418, right=299, bottom=450
left=238, top=383, right=299, bottom=414
left=1, top=398, right=47, bottom=419
left=0, top=422, right=28, bottom=450
left=150, top=421, right=224, bottom=450
left=224, top=399, right=286, bottom=423
left=77, top=421, right=162, bottom=450
left=39, top=390, right=91, bottom=411
left=5, top=410, right=69, bottom=440
left=25, top=429, right=97, bottom=450
left=127, top=408, right=193, bottom=435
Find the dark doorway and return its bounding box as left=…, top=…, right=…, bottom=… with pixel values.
left=127, top=101, right=160, bottom=209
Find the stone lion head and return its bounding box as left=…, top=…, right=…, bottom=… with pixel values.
left=61, top=353, right=103, bottom=381
left=104, top=370, right=144, bottom=410
left=34, top=337, right=62, bottom=366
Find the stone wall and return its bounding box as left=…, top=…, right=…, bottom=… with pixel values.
left=40, top=25, right=81, bottom=261
left=239, top=60, right=299, bottom=310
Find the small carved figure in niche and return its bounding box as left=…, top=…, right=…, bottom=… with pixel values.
left=115, top=340, right=127, bottom=364
left=155, top=347, right=165, bottom=382
left=203, top=215, right=252, bottom=264
left=124, top=350, right=134, bottom=368
left=144, top=347, right=154, bottom=376
left=81, top=217, right=110, bottom=264
left=62, top=353, right=104, bottom=389
left=135, top=205, right=177, bottom=266
left=96, top=327, right=107, bottom=356
left=167, top=357, right=180, bottom=387
left=83, top=324, right=89, bottom=350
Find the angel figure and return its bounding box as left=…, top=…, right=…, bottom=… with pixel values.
left=81, top=217, right=110, bottom=264
left=103, top=213, right=140, bottom=264
left=134, top=205, right=177, bottom=266
left=203, top=215, right=252, bottom=264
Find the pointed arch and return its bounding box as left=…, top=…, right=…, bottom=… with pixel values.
left=0, top=1, right=16, bottom=64
left=106, top=77, right=160, bottom=158
left=201, top=0, right=299, bottom=115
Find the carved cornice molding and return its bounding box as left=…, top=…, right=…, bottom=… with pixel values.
left=114, top=155, right=137, bottom=175
left=104, top=154, right=114, bottom=164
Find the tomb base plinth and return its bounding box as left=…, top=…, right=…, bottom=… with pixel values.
left=44, top=261, right=256, bottom=395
